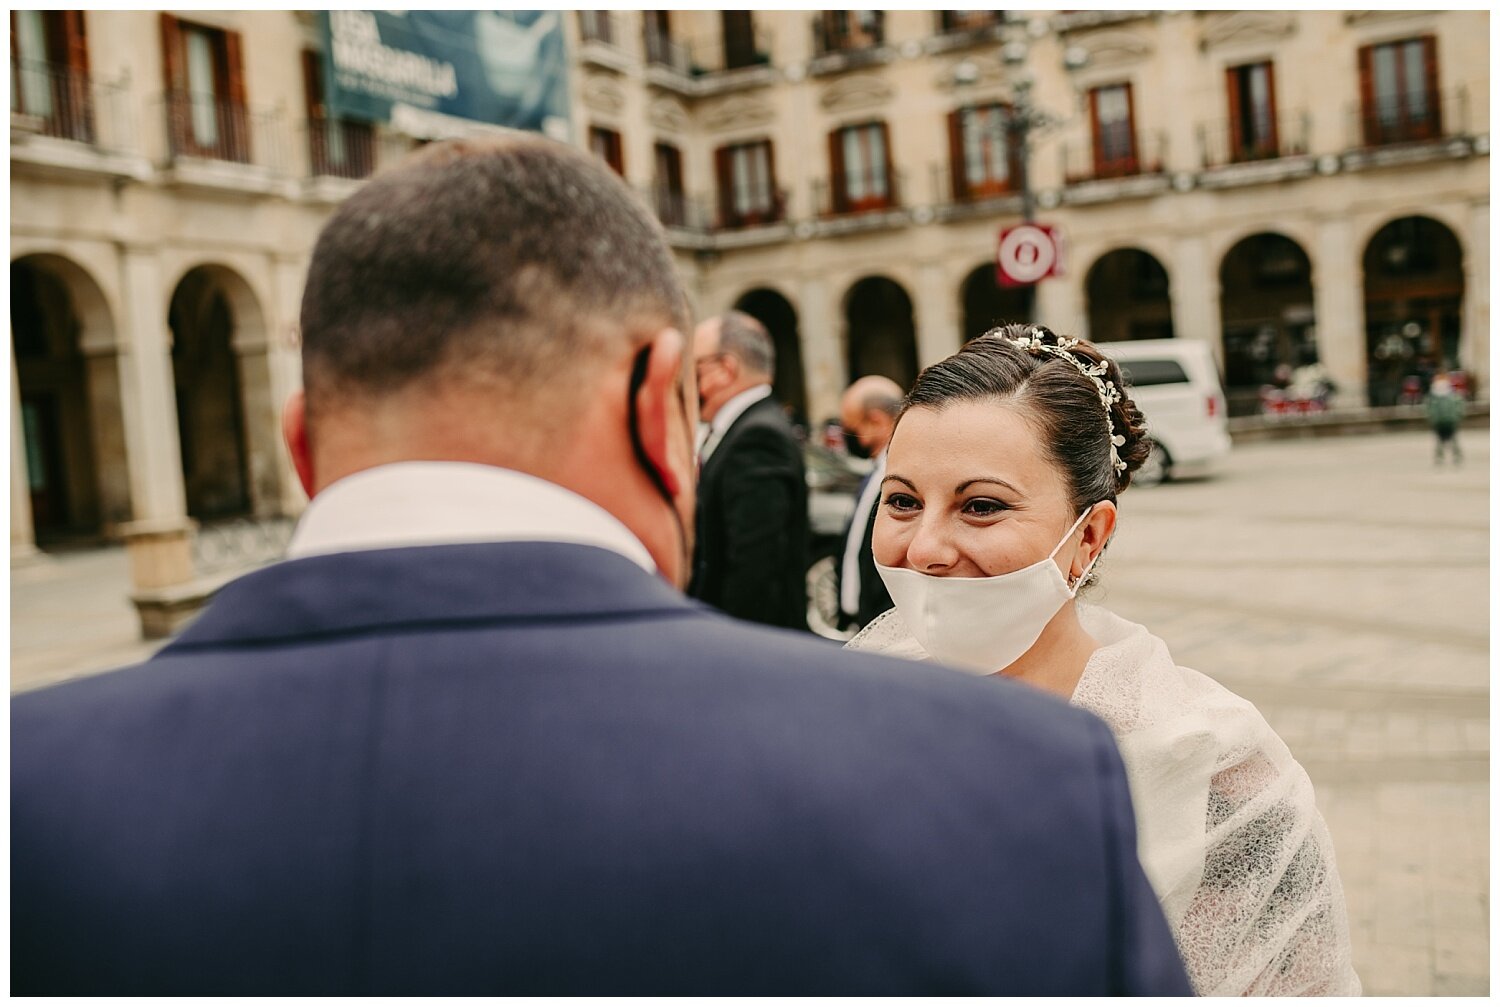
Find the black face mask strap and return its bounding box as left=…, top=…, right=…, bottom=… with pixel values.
left=627, top=343, right=690, bottom=571
left=628, top=344, right=675, bottom=505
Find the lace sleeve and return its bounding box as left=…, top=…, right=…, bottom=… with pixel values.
left=1176, top=751, right=1361, bottom=996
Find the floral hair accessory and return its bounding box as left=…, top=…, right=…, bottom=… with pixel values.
left=1010, top=326, right=1129, bottom=475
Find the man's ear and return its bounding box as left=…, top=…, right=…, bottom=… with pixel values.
left=282, top=389, right=317, bottom=499
left=1073, top=501, right=1118, bottom=579
left=633, top=328, right=688, bottom=498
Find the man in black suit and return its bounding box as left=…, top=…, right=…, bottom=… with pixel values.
left=835, top=375, right=902, bottom=633
left=688, top=311, right=809, bottom=630
left=12, top=136, right=1191, bottom=995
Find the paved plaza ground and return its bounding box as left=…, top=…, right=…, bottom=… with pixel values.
left=9, top=427, right=1490, bottom=994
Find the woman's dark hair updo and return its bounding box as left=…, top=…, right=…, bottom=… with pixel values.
left=900, top=323, right=1152, bottom=511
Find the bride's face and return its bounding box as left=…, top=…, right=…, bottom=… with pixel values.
left=873, top=400, right=1085, bottom=579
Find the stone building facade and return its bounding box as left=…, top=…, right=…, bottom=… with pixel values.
left=9, top=10, right=1489, bottom=557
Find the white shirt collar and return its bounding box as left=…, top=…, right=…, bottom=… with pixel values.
left=701, top=383, right=773, bottom=464
left=284, top=461, right=656, bottom=572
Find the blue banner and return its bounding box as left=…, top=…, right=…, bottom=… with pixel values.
left=322, top=10, right=570, bottom=140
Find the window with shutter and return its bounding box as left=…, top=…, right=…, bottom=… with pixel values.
left=832, top=122, right=893, bottom=213
left=1227, top=62, right=1278, bottom=161
left=162, top=17, right=250, bottom=163
left=715, top=139, right=776, bottom=227
left=10, top=11, right=92, bottom=142
left=721, top=12, right=759, bottom=70
left=1090, top=83, right=1138, bottom=178
left=653, top=142, right=685, bottom=226
left=952, top=104, right=1014, bottom=199
left=588, top=126, right=625, bottom=176
left=1359, top=36, right=1440, bottom=146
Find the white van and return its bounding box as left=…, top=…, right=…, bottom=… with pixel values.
left=1099, top=339, right=1231, bottom=484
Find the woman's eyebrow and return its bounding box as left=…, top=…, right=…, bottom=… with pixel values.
left=880, top=475, right=917, bottom=490
left=956, top=477, right=1020, bottom=494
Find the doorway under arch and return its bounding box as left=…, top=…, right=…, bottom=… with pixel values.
left=961, top=262, right=1035, bottom=343
left=11, top=254, right=131, bottom=543
left=733, top=287, right=807, bottom=426
left=844, top=275, right=918, bottom=390
left=1219, top=233, right=1317, bottom=416
left=1362, top=216, right=1464, bottom=406
left=1085, top=248, right=1175, bottom=343
left=168, top=264, right=281, bottom=521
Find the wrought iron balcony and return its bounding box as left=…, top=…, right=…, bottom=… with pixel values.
left=1060, top=130, right=1168, bottom=186
left=578, top=11, right=618, bottom=47
left=811, top=169, right=906, bottom=218
left=1348, top=86, right=1469, bottom=149
left=157, top=91, right=292, bottom=174
left=306, top=115, right=375, bottom=180
left=1198, top=111, right=1310, bottom=169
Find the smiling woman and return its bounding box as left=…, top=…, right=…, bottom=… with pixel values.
left=847, top=325, right=1361, bottom=996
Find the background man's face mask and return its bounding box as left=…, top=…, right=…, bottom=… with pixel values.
left=875, top=506, right=1102, bottom=675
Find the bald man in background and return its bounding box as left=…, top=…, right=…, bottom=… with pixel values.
left=836, top=376, right=904, bottom=633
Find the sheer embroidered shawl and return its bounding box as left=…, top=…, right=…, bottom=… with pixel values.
left=847, top=604, right=1360, bottom=996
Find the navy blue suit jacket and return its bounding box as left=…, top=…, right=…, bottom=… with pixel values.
left=13, top=541, right=1190, bottom=995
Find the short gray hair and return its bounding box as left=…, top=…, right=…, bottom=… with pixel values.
left=718, top=310, right=775, bottom=378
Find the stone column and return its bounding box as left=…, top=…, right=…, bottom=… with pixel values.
left=1313, top=217, right=1367, bottom=407
left=1171, top=233, right=1221, bottom=365
left=1462, top=202, right=1489, bottom=398
left=114, top=246, right=196, bottom=615
left=11, top=344, right=40, bottom=563
left=116, top=246, right=188, bottom=522
left=914, top=261, right=961, bottom=369
left=798, top=275, right=845, bottom=424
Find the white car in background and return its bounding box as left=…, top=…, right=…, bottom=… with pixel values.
left=1100, top=339, right=1232, bottom=485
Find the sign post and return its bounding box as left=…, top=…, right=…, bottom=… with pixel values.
left=996, top=223, right=1063, bottom=288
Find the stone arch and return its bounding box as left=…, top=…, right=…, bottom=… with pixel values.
left=733, top=286, right=807, bottom=426
left=1084, top=247, right=1175, bottom=343
left=11, top=252, right=133, bottom=542
left=166, top=263, right=283, bottom=520
left=960, top=261, right=1034, bottom=343
left=843, top=275, right=918, bottom=390
left=1362, top=215, right=1465, bottom=406
left=1218, top=232, right=1317, bottom=415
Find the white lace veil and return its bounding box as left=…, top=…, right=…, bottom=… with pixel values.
left=847, top=605, right=1360, bottom=996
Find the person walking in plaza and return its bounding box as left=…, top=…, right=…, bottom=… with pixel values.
left=835, top=375, right=902, bottom=632
left=11, top=138, right=1191, bottom=995
left=688, top=311, right=809, bottom=631
left=1425, top=372, right=1465, bottom=465
left=848, top=324, right=1361, bottom=996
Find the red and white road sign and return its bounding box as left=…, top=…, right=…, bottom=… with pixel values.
left=996, top=223, right=1063, bottom=288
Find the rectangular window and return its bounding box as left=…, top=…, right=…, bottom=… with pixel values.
left=578, top=11, right=612, bottom=46
left=1090, top=83, right=1138, bottom=178
left=1227, top=61, right=1278, bottom=161
left=161, top=15, right=249, bottom=163
left=819, top=11, right=883, bottom=53
left=954, top=104, right=1014, bottom=198
left=721, top=12, right=759, bottom=70
left=589, top=125, right=624, bottom=175
left=302, top=49, right=374, bottom=179
left=833, top=122, right=893, bottom=212
left=1360, top=36, right=1440, bottom=145
left=653, top=141, right=685, bottom=226
left=10, top=11, right=93, bottom=142
left=715, top=139, right=777, bottom=227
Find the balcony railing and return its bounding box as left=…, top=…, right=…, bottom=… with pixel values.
left=1061, top=131, right=1168, bottom=185
left=719, top=188, right=788, bottom=230
left=644, top=184, right=715, bottom=231
left=158, top=92, right=292, bottom=173
left=644, top=27, right=693, bottom=76
left=307, top=115, right=375, bottom=180
left=812, top=170, right=905, bottom=218
left=1349, top=87, right=1469, bottom=149
left=11, top=58, right=97, bottom=144
left=930, top=160, right=1021, bottom=207
left=1198, top=111, right=1310, bottom=169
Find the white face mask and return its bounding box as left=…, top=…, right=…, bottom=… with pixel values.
left=875, top=506, right=1102, bottom=676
